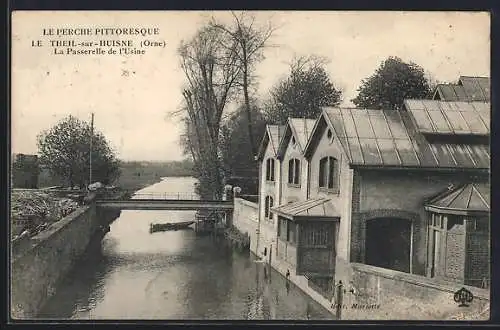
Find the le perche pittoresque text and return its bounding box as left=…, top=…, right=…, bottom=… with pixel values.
left=31, top=27, right=166, bottom=56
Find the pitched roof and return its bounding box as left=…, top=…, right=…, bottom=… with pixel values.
left=404, top=99, right=490, bottom=135
left=317, top=107, right=489, bottom=169
left=289, top=118, right=316, bottom=150
left=271, top=197, right=340, bottom=221
left=255, top=125, right=285, bottom=161
left=433, top=76, right=490, bottom=102
left=425, top=182, right=490, bottom=215
left=276, top=118, right=316, bottom=158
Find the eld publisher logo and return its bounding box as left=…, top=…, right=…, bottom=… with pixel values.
left=454, top=287, right=474, bottom=307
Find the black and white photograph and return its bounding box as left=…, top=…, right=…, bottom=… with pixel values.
left=10, top=10, right=490, bottom=321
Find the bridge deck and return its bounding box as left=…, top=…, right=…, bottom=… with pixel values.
left=96, top=199, right=234, bottom=211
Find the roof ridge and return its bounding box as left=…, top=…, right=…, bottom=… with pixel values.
left=460, top=75, right=490, bottom=79
left=471, top=183, right=490, bottom=209
left=447, top=184, right=468, bottom=208
left=465, top=184, right=474, bottom=209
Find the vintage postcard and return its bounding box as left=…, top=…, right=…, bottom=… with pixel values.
left=10, top=10, right=490, bottom=321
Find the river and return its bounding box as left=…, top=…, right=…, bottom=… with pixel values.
left=38, top=177, right=335, bottom=320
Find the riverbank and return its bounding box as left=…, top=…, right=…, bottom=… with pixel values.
left=11, top=203, right=121, bottom=319
left=114, top=160, right=194, bottom=192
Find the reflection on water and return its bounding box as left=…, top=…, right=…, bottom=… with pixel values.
left=38, top=177, right=335, bottom=320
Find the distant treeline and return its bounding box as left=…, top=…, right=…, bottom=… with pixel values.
left=113, top=159, right=195, bottom=191
left=36, top=159, right=195, bottom=192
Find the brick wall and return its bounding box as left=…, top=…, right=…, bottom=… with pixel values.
left=352, top=169, right=488, bottom=276
left=341, top=263, right=490, bottom=320
left=465, top=232, right=490, bottom=288
left=444, top=227, right=466, bottom=281
left=349, top=170, right=362, bottom=263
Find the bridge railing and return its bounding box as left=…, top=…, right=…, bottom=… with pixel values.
left=130, top=192, right=200, bottom=200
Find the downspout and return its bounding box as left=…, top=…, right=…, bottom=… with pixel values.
left=306, top=158, right=311, bottom=200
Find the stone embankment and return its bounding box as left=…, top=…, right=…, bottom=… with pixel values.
left=10, top=189, right=122, bottom=319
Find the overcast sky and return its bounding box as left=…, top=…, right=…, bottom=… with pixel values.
left=12, top=11, right=490, bottom=161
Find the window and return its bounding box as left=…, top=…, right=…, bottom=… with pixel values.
left=288, top=158, right=301, bottom=185
left=265, top=158, right=275, bottom=181
left=447, top=215, right=463, bottom=231
left=264, top=196, right=274, bottom=221
left=278, top=218, right=287, bottom=239
left=319, top=156, right=338, bottom=190
left=287, top=221, right=297, bottom=244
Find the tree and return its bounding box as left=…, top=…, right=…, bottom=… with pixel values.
left=210, top=12, right=275, bottom=158
left=178, top=24, right=241, bottom=199
left=352, top=56, right=433, bottom=110
left=12, top=154, right=40, bottom=188
left=37, top=115, right=121, bottom=189
left=265, top=55, right=342, bottom=125
left=220, top=101, right=267, bottom=178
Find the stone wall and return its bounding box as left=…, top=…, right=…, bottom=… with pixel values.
left=232, top=198, right=259, bottom=254
left=10, top=204, right=117, bottom=319
left=340, top=263, right=490, bottom=320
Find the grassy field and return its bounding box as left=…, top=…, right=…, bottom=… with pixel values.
left=38, top=159, right=195, bottom=192
left=114, top=160, right=195, bottom=192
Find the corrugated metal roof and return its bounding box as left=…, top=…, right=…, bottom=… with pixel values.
left=425, top=182, right=490, bottom=213
left=404, top=99, right=490, bottom=135
left=434, top=77, right=490, bottom=102
left=458, top=76, right=490, bottom=101
left=322, top=107, right=490, bottom=169
left=271, top=198, right=340, bottom=220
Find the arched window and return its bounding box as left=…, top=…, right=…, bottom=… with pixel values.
left=319, top=156, right=338, bottom=190
left=265, top=158, right=275, bottom=182
left=265, top=196, right=274, bottom=220
left=288, top=158, right=301, bottom=185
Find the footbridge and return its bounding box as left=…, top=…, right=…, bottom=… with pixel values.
left=95, top=192, right=234, bottom=211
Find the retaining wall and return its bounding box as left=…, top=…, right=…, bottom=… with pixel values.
left=10, top=204, right=117, bottom=319
left=340, top=263, right=490, bottom=320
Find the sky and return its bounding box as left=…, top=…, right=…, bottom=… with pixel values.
left=11, top=11, right=490, bottom=162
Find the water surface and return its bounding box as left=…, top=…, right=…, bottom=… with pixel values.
left=39, top=177, right=335, bottom=320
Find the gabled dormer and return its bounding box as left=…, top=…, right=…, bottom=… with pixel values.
left=276, top=118, right=316, bottom=203
left=256, top=125, right=285, bottom=183
left=256, top=124, right=285, bottom=225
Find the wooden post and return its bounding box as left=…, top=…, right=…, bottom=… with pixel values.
left=335, top=281, right=343, bottom=320
left=89, top=112, right=94, bottom=186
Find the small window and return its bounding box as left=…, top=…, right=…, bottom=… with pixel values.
left=266, top=158, right=275, bottom=182
left=265, top=196, right=274, bottom=221
left=447, top=215, right=463, bottom=231
left=327, top=129, right=333, bottom=139
left=288, top=158, right=301, bottom=185
left=291, top=136, right=296, bottom=145
left=319, top=156, right=339, bottom=190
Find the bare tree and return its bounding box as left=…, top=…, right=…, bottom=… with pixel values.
left=178, top=25, right=241, bottom=199
left=210, top=12, right=276, bottom=159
